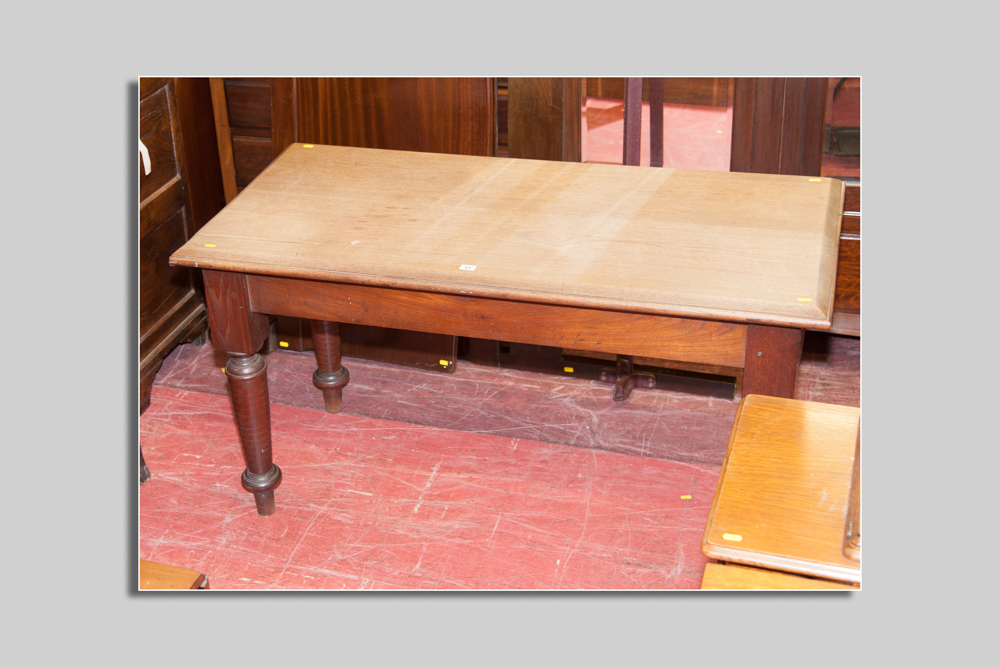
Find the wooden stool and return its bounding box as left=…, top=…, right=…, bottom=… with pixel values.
left=701, top=563, right=855, bottom=590
left=701, top=394, right=861, bottom=588
left=139, top=559, right=208, bottom=590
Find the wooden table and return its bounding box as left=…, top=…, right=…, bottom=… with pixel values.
left=169, top=143, right=844, bottom=515
left=702, top=395, right=861, bottom=585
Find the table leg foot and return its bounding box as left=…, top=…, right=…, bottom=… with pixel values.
left=311, top=320, right=350, bottom=413
left=140, top=448, right=151, bottom=484
left=612, top=355, right=636, bottom=401
left=226, top=353, right=280, bottom=515
left=241, top=465, right=282, bottom=516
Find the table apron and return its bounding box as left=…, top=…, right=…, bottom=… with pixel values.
left=247, top=275, right=748, bottom=368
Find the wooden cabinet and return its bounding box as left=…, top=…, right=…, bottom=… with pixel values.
left=139, top=78, right=210, bottom=412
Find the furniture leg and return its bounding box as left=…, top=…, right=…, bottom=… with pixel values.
left=310, top=319, right=350, bottom=413
left=140, top=448, right=150, bottom=484
left=226, top=353, right=281, bottom=516
left=612, top=354, right=637, bottom=401
left=742, top=325, right=804, bottom=398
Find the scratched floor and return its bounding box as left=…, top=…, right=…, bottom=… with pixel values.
left=140, top=333, right=859, bottom=590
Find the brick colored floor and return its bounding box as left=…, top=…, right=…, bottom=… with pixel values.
left=140, top=332, right=858, bottom=590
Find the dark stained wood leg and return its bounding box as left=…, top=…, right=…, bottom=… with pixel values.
left=261, top=318, right=279, bottom=353
left=140, top=448, right=150, bottom=484
left=612, top=354, right=636, bottom=401
left=742, top=325, right=804, bottom=398
left=226, top=353, right=281, bottom=516
left=649, top=77, right=664, bottom=168
left=310, top=319, right=350, bottom=413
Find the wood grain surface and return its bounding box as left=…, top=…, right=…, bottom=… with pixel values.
left=700, top=562, right=855, bottom=590
left=139, top=559, right=206, bottom=590
left=703, top=394, right=861, bottom=583
left=171, top=144, right=843, bottom=327
left=247, top=275, right=748, bottom=368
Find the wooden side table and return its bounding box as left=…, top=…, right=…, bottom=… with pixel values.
left=701, top=563, right=855, bottom=590
left=139, top=560, right=208, bottom=590
left=702, top=394, right=861, bottom=586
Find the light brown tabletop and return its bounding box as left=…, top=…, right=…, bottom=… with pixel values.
left=171, top=143, right=844, bottom=329
left=702, top=394, right=861, bottom=583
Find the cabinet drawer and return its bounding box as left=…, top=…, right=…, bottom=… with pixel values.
left=224, top=79, right=272, bottom=130
left=139, top=85, right=180, bottom=202
left=140, top=207, right=193, bottom=337
left=834, top=237, right=860, bottom=311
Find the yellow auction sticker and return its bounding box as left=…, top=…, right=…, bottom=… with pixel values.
left=722, top=533, right=743, bottom=542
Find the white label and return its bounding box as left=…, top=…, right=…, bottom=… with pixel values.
left=459, top=265, right=477, bottom=271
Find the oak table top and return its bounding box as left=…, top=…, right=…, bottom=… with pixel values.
left=702, top=394, right=861, bottom=584
left=171, top=143, right=844, bottom=329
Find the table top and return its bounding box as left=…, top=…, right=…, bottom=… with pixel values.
left=171, top=143, right=844, bottom=327
left=702, top=394, right=861, bottom=583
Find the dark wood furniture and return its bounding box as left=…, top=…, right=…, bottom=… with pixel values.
left=832, top=182, right=860, bottom=335
left=139, top=78, right=226, bottom=482
left=139, top=78, right=215, bottom=413
left=170, top=143, right=844, bottom=516
left=702, top=394, right=861, bottom=585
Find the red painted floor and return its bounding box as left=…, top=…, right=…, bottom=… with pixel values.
left=141, top=333, right=858, bottom=590
left=141, top=385, right=719, bottom=589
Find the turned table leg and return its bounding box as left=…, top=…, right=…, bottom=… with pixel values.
left=742, top=324, right=804, bottom=399
left=226, top=353, right=281, bottom=516
left=310, top=319, right=350, bottom=413
left=202, top=270, right=277, bottom=514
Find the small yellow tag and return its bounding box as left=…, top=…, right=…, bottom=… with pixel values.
left=221, top=367, right=226, bottom=372
left=797, top=297, right=813, bottom=302
left=722, top=533, right=743, bottom=542
left=808, top=178, right=822, bottom=182
left=564, top=367, right=574, bottom=373
left=204, top=244, right=216, bottom=247
left=279, top=341, right=289, bottom=348
left=681, top=495, right=691, bottom=500
left=439, top=359, right=450, bottom=366
left=303, top=144, right=314, bottom=148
